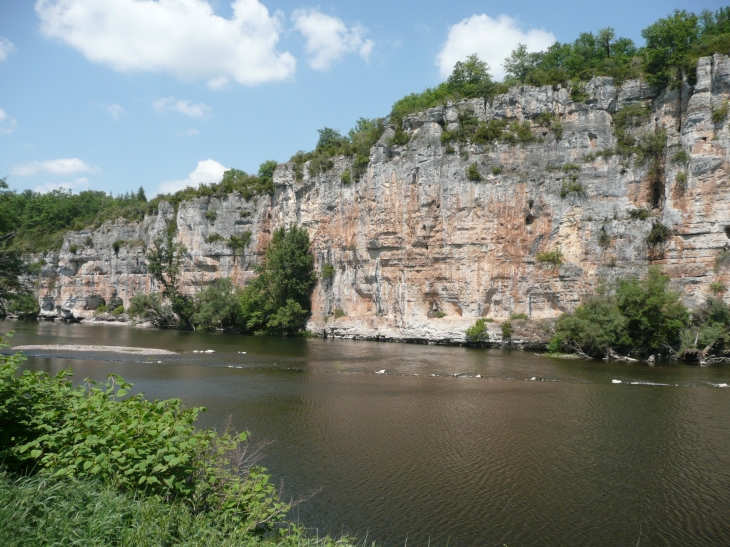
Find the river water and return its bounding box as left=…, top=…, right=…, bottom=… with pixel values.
left=3, top=319, right=730, bottom=546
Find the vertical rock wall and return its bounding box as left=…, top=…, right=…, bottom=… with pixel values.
left=37, top=55, right=730, bottom=344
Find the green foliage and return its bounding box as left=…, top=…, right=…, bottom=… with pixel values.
left=612, top=104, right=652, bottom=155
left=112, top=240, right=122, bottom=254
left=646, top=221, right=671, bottom=248
left=389, top=55, right=507, bottom=125
left=491, top=165, right=503, bottom=175
left=465, top=318, right=489, bottom=342
left=715, top=249, right=730, bottom=272
left=289, top=119, right=385, bottom=182
left=504, top=27, right=641, bottom=88
left=628, top=208, right=651, bottom=220
left=560, top=163, right=584, bottom=197
left=501, top=321, right=514, bottom=339
left=560, top=180, right=584, bottom=197
left=466, top=163, right=482, bottom=181
left=675, top=171, right=688, bottom=192
left=551, top=295, right=629, bottom=357
left=205, top=233, right=225, bottom=244
left=227, top=231, right=252, bottom=258
left=95, top=304, right=107, bottom=314
left=193, top=279, right=245, bottom=331
left=434, top=311, right=446, bottom=318
left=205, top=210, right=217, bottom=222
left=69, top=244, right=78, bottom=254
left=111, top=305, right=125, bottom=316
left=0, top=184, right=154, bottom=252
left=672, top=149, right=690, bottom=164
left=240, top=225, right=317, bottom=335
left=321, top=263, right=336, bottom=279
left=711, top=100, right=729, bottom=124
left=340, top=169, right=352, bottom=184
left=642, top=10, right=700, bottom=87
left=0, top=347, right=287, bottom=533
left=5, top=293, right=40, bottom=318
left=146, top=235, right=194, bottom=329
left=710, top=280, right=727, bottom=295
left=128, top=293, right=176, bottom=328
left=333, top=308, right=347, bottom=319
left=536, top=249, right=564, bottom=265
left=598, top=227, right=611, bottom=249
left=552, top=268, right=688, bottom=356
left=510, top=312, right=529, bottom=320
left=570, top=83, right=590, bottom=102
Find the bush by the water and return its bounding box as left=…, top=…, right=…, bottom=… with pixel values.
left=549, top=267, right=689, bottom=357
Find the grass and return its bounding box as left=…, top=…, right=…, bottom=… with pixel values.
left=0, top=472, right=363, bottom=547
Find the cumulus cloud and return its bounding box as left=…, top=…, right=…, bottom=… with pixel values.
left=158, top=159, right=227, bottom=195
left=35, top=0, right=296, bottom=86
left=12, top=158, right=99, bottom=177
left=436, top=14, right=555, bottom=80
left=34, top=176, right=90, bottom=194
left=293, top=9, right=373, bottom=70
left=153, top=97, right=211, bottom=118
left=0, top=108, right=18, bottom=134
left=101, top=103, right=125, bottom=120
left=0, top=37, right=15, bottom=61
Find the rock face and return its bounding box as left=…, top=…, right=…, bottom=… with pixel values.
left=36, top=56, right=730, bottom=346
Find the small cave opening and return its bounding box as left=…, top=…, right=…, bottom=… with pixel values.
left=528, top=199, right=534, bottom=209
left=525, top=214, right=537, bottom=225
left=725, top=226, right=730, bottom=239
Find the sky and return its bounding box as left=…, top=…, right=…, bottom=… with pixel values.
left=0, top=0, right=726, bottom=197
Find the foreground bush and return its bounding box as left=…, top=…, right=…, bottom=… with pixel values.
left=0, top=341, right=286, bottom=533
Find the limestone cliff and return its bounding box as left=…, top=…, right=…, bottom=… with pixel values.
left=35, top=55, right=730, bottom=346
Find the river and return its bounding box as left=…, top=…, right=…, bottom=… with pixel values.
left=3, top=319, right=730, bottom=546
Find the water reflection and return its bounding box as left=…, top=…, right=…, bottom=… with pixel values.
left=4, top=319, right=730, bottom=546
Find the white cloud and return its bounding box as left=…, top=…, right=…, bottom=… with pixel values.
left=153, top=97, right=211, bottom=118
left=436, top=14, right=555, bottom=81
left=293, top=9, right=373, bottom=70
left=12, top=158, right=99, bottom=177
left=176, top=128, right=199, bottom=136
left=34, top=176, right=90, bottom=194
left=101, top=103, right=125, bottom=120
left=0, top=108, right=18, bottom=134
left=0, top=37, right=15, bottom=61
left=158, top=159, right=227, bottom=194
left=35, top=0, right=296, bottom=86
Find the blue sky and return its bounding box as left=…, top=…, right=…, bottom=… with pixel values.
left=0, top=0, right=725, bottom=197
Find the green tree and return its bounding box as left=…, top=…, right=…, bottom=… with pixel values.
left=642, top=10, right=700, bottom=87
left=146, top=234, right=194, bottom=329
left=241, top=225, right=316, bottom=335
left=552, top=296, right=629, bottom=357
left=446, top=54, right=494, bottom=98
left=256, top=160, right=278, bottom=186
left=193, top=279, right=244, bottom=331
left=503, top=44, right=540, bottom=82
left=616, top=267, right=688, bottom=351
left=136, top=186, right=147, bottom=202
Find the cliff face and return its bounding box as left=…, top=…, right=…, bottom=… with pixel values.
left=36, top=55, right=730, bottom=345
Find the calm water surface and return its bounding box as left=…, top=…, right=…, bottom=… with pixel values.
left=4, top=319, right=730, bottom=546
